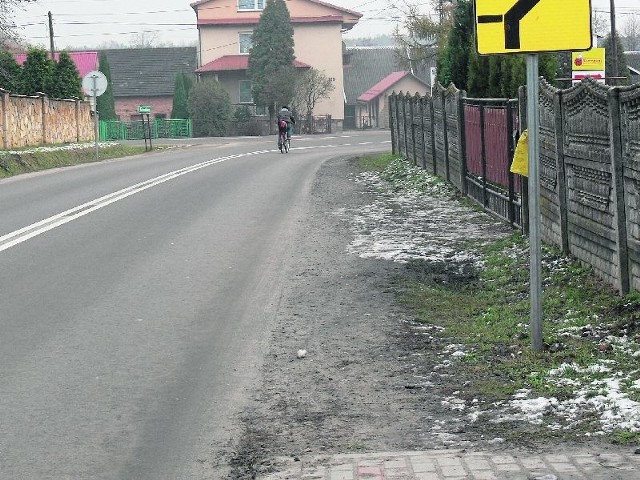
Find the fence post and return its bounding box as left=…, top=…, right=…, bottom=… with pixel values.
left=479, top=103, right=488, bottom=207
left=420, top=96, right=427, bottom=169
left=429, top=94, right=437, bottom=174
left=394, top=94, right=402, bottom=155
left=75, top=98, right=81, bottom=142
left=441, top=88, right=450, bottom=182
left=402, top=93, right=408, bottom=158
left=39, top=92, right=47, bottom=145
left=608, top=87, right=630, bottom=294
left=410, top=93, right=417, bottom=165
left=390, top=93, right=397, bottom=155
left=1, top=89, right=7, bottom=149
left=457, top=91, right=468, bottom=196
left=553, top=88, right=569, bottom=253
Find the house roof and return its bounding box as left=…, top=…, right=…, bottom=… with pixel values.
left=191, top=0, right=361, bottom=29
left=343, top=47, right=402, bottom=104
left=15, top=51, right=98, bottom=78
left=191, top=0, right=361, bottom=18
left=196, top=55, right=310, bottom=73
left=101, top=47, right=198, bottom=97
left=357, top=71, right=409, bottom=102
left=197, top=15, right=346, bottom=26
left=625, top=51, right=640, bottom=75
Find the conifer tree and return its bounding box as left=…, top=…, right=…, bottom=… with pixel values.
left=171, top=72, right=190, bottom=119
left=96, top=51, right=117, bottom=119
left=438, top=0, right=473, bottom=89
left=247, top=0, right=295, bottom=112
left=51, top=51, right=82, bottom=99
left=0, top=50, right=20, bottom=92
left=18, top=47, right=54, bottom=96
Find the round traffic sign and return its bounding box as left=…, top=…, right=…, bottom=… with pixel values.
left=82, top=70, right=108, bottom=97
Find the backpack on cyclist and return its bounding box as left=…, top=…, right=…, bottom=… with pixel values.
left=278, top=120, right=288, bottom=133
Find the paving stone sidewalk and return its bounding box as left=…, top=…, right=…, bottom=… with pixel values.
left=258, top=449, right=640, bottom=480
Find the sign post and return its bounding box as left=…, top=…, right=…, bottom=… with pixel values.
left=82, top=71, right=108, bottom=162
left=137, top=106, right=153, bottom=151
left=474, top=0, right=592, bottom=352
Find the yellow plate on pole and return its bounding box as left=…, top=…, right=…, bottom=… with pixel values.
left=475, top=0, right=592, bottom=55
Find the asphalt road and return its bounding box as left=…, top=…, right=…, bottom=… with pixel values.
left=0, top=131, right=390, bottom=480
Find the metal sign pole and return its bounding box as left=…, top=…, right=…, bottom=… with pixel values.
left=93, top=76, right=99, bottom=162
left=526, top=53, right=543, bottom=352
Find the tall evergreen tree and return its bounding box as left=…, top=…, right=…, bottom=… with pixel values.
left=466, top=45, right=490, bottom=97
left=438, top=0, right=473, bottom=89
left=171, top=72, right=190, bottom=119
left=0, top=50, right=20, bottom=92
left=18, top=47, right=54, bottom=96
left=96, top=51, right=117, bottom=119
left=467, top=51, right=557, bottom=98
left=51, top=51, right=82, bottom=99
left=247, top=0, right=295, bottom=112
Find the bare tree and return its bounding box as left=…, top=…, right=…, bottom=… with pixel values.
left=129, top=31, right=160, bottom=49
left=623, top=14, right=640, bottom=51
left=392, top=0, right=453, bottom=72
left=1, top=0, right=38, bottom=47
left=291, top=68, right=335, bottom=133
left=591, top=9, right=609, bottom=39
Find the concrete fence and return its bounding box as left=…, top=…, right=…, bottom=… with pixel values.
left=530, top=78, right=640, bottom=294
left=0, top=89, right=94, bottom=149
left=391, top=78, right=640, bottom=294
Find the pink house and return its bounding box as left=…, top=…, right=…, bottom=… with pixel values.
left=191, top=0, right=361, bottom=131
left=15, top=51, right=99, bottom=80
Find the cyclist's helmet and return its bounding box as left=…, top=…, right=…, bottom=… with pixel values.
left=282, top=105, right=289, bottom=110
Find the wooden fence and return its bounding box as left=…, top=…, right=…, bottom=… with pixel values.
left=390, top=78, right=640, bottom=294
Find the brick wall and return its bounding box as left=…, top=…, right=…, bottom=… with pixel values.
left=115, top=96, right=173, bottom=121
left=0, top=90, right=94, bottom=149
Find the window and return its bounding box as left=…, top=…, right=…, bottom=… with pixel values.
left=239, top=80, right=253, bottom=104
left=238, top=0, right=264, bottom=11
left=239, top=32, right=252, bottom=54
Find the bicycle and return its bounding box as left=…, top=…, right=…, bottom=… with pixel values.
left=277, top=121, right=290, bottom=154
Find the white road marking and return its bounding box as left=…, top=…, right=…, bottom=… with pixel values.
left=0, top=140, right=389, bottom=252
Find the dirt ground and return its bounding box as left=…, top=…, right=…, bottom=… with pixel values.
left=221, top=155, right=626, bottom=479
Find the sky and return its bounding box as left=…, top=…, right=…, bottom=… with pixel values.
left=15, top=0, right=640, bottom=51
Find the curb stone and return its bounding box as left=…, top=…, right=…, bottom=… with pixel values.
left=257, top=449, right=640, bottom=480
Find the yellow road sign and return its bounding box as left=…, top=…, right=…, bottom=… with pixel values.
left=475, top=0, right=592, bottom=54
left=572, top=47, right=605, bottom=71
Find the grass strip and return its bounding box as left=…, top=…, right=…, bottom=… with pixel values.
left=0, top=143, right=148, bottom=179
left=357, top=153, right=640, bottom=444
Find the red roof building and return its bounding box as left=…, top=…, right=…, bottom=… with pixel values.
left=15, top=51, right=99, bottom=79
left=356, top=71, right=429, bottom=129
left=196, top=55, right=310, bottom=73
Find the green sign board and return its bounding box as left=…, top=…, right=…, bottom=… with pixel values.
left=137, top=105, right=152, bottom=114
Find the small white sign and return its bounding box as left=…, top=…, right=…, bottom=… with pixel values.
left=82, top=70, right=108, bottom=97
left=571, top=70, right=606, bottom=86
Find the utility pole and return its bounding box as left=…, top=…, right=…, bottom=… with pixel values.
left=610, top=0, right=619, bottom=83
left=48, top=11, right=55, bottom=60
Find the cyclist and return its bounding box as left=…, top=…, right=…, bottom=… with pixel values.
left=276, top=105, right=295, bottom=144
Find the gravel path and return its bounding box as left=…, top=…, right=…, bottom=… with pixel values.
left=222, top=155, right=632, bottom=479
